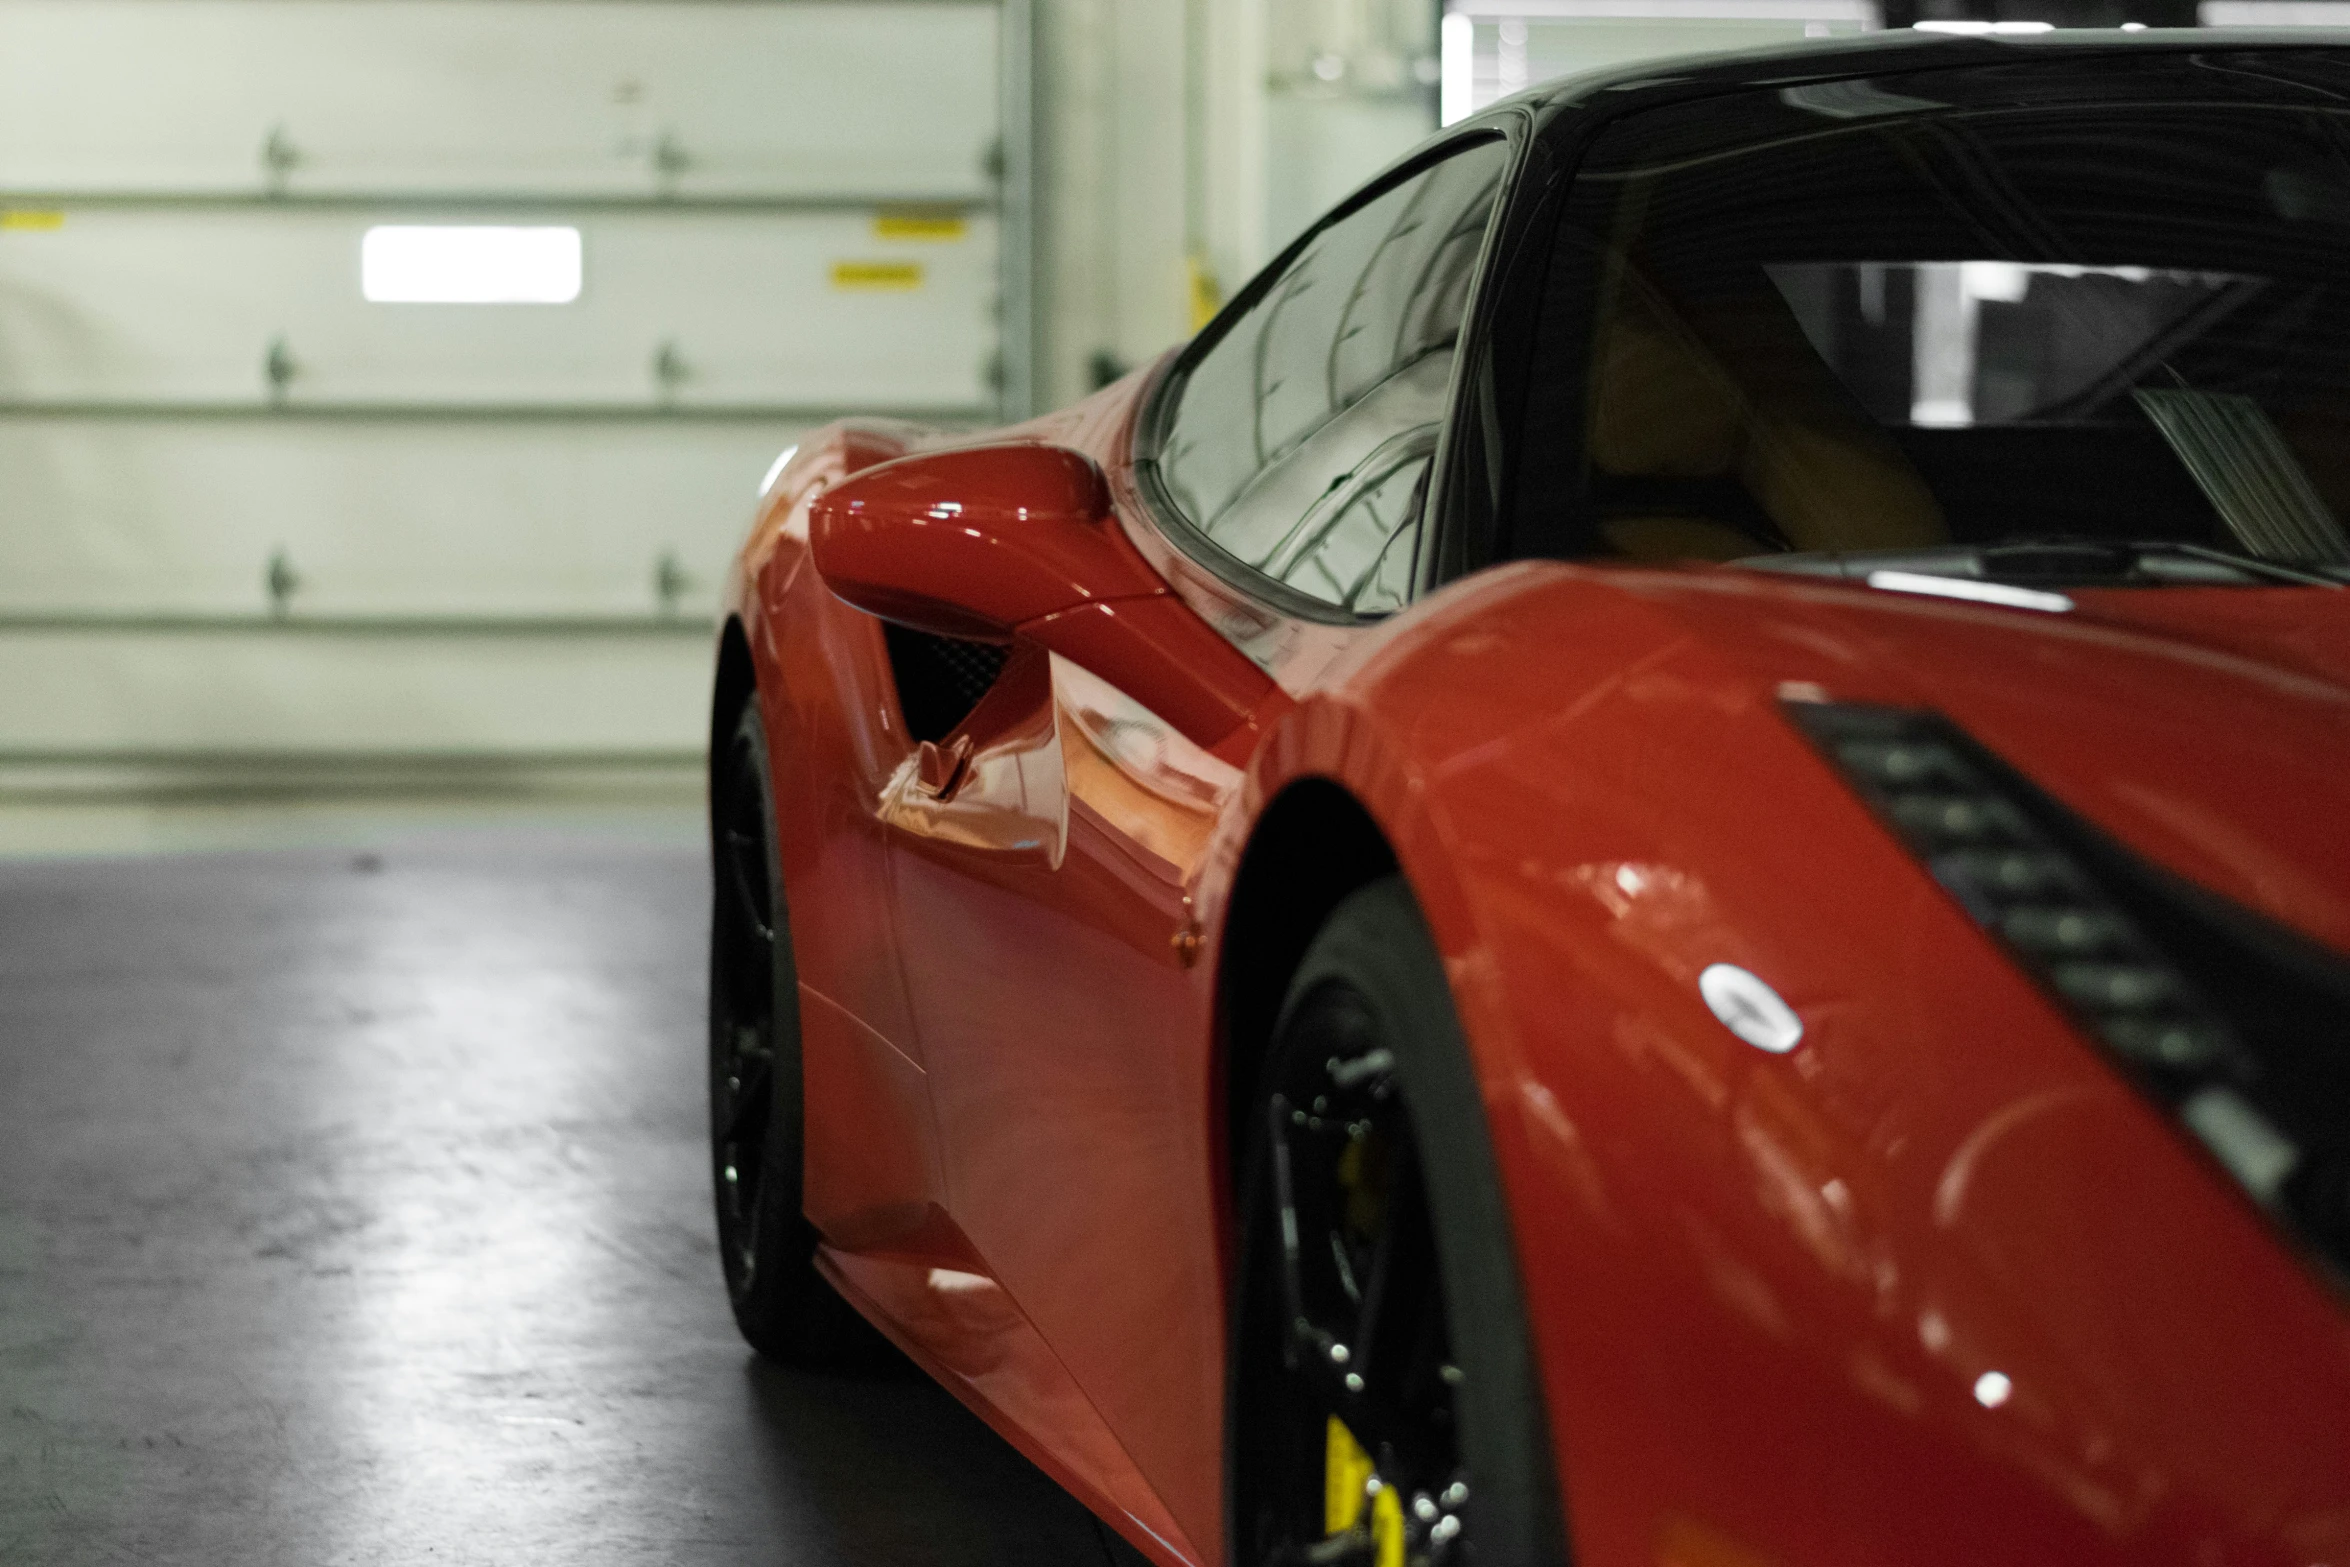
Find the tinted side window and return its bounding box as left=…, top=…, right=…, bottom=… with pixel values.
left=1157, top=136, right=1508, bottom=612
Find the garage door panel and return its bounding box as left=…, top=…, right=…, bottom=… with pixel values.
left=0, top=1, right=998, bottom=199
left=0, top=422, right=808, bottom=617
left=0, top=0, right=1011, bottom=760
left=0, top=211, right=997, bottom=406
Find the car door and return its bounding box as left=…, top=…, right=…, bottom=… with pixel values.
left=881, top=133, right=1513, bottom=1552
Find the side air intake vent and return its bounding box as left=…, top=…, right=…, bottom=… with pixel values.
left=1790, top=701, right=2350, bottom=1289
left=883, top=624, right=1011, bottom=744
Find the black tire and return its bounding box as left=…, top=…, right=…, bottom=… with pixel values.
left=709, top=696, right=883, bottom=1366
left=1229, top=876, right=1567, bottom=1567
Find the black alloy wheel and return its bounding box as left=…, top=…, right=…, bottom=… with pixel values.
left=1230, top=877, right=1566, bottom=1567
left=709, top=696, right=878, bottom=1365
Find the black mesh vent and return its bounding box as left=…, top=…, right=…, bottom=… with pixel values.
left=883, top=624, right=1011, bottom=744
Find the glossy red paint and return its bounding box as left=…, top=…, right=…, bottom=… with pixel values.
left=809, top=443, right=1164, bottom=640
left=809, top=442, right=1286, bottom=757
left=723, top=356, right=2350, bottom=1567
left=1020, top=596, right=1287, bottom=761
left=1258, top=565, right=2350, bottom=1567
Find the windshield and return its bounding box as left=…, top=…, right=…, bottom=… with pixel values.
left=1538, top=60, right=2350, bottom=580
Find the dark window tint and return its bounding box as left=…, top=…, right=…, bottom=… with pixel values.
left=1158, top=137, right=1508, bottom=612
left=1534, top=63, right=2350, bottom=574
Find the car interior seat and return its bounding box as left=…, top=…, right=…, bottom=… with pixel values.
left=1587, top=265, right=1948, bottom=561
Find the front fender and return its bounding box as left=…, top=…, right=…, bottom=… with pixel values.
left=1217, top=564, right=2350, bottom=1567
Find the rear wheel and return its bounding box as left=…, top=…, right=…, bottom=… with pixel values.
left=709, top=696, right=879, bottom=1365
left=1230, top=877, right=1566, bottom=1567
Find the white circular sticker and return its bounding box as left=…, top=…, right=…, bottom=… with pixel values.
left=1699, top=963, right=1805, bottom=1054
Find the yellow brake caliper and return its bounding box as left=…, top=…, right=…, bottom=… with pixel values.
left=1325, top=1416, right=1405, bottom=1567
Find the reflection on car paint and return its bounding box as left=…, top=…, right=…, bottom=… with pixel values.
left=876, top=648, right=1068, bottom=867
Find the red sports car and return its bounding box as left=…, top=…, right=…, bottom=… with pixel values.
left=708, top=32, right=2350, bottom=1567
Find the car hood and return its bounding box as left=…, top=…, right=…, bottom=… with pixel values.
left=1330, top=559, right=2350, bottom=1566
left=1664, top=570, right=2350, bottom=957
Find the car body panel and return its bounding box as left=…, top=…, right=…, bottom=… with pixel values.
left=887, top=655, right=1231, bottom=1559
left=719, top=32, right=2350, bottom=1567
left=1250, top=564, right=2350, bottom=1567
left=731, top=397, right=1254, bottom=1564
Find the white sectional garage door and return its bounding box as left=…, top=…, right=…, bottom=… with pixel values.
left=0, top=0, right=1020, bottom=775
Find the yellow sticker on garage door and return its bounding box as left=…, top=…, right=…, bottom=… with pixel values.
left=831, top=261, right=924, bottom=291
left=0, top=210, right=64, bottom=230
left=873, top=211, right=967, bottom=242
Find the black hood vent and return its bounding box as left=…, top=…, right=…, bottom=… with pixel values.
left=1790, top=700, right=2350, bottom=1289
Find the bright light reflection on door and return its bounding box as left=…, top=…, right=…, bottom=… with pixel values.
left=361, top=225, right=583, bottom=304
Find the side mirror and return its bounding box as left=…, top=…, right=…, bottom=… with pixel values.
left=808, top=443, right=1280, bottom=757
left=808, top=443, right=1159, bottom=640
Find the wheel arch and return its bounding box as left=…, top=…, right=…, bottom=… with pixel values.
left=1209, top=747, right=1575, bottom=1567
left=710, top=615, right=757, bottom=792
left=705, top=620, right=761, bottom=826
left=1214, top=775, right=1401, bottom=1216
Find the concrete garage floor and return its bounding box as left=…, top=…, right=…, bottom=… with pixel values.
left=0, top=821, right=1135, bottom=1566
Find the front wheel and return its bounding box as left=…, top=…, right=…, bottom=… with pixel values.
left=1229, top=876, right=1566, bottom=1567
left=709, top=696, right=881, bottom=1365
